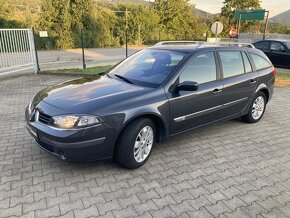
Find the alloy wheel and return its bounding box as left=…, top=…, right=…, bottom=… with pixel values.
left=133, top=126, right=154, bottom=163
left=252, top=96, right=265, bottom=120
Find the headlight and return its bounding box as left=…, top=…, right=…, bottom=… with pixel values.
left=52, top=115, right=101, bottom=129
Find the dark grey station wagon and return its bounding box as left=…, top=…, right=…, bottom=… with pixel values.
left=26, top=41, right=275, bottom=169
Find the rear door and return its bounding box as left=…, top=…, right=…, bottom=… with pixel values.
left=167, top=51, right=223, bottom=135
left=269, top=41, right=290, bottom=67
left=218, top=49, right=258, bottom=118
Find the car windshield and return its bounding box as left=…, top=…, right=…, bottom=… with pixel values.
left=108, top=49, right=187, bottom=87
left=284, top=42, right=290, bottom=49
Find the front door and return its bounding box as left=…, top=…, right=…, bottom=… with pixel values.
left=167, top=51, right=223, bottom=135
left=268, top=41, right=290, bottom=67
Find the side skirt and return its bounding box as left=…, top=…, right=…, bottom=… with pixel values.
left=169, top=113, right=242, bottom=138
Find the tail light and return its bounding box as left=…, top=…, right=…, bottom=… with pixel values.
left=272, top=67, right=276, bottom=77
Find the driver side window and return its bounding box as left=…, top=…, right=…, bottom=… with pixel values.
left=179, top=52, right=217, bottom=84
left=270, top=42, right=285, bottom=52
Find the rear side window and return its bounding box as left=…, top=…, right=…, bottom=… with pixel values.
left=254, top=41, right=270, bottom=50
left=270, top=42, right=285, bottom=51
left=179, top=52, right=216, bottom=84
left=242, top=52, right=252, bottom=73
left=219, top=51, right=244, bottom=78
left=250, top=53, right=272, bottom=70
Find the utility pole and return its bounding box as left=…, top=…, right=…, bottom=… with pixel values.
left=81, top=29, right=86, bottom=69
left=114, top=7, right=130, bottom=58
left=138, top=24, right=141, bottom=45
left=263, top=11, right=270, bottom=40
left=32, top=27, right=40, bottom=73
left=125, top=7, right=129, bottom=58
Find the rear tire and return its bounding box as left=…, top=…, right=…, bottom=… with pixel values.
left=116, top=118, right=155, bottom=169
left=242, top=91, right=267, bottom=123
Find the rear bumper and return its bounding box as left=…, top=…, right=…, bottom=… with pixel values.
left=25, top=107, right=118, bottom=162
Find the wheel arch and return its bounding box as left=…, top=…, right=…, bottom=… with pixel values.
left=255, top=83, right=269, bottom=102
left=115, top=112, right=168, bottom=148
left=112, top=113, right=168, bottom=159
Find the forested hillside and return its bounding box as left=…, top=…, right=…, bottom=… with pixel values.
left=0, top=0, right=211, bottom=49
left=270, top=10, right=290, bottom=26
left=1, top=0, right=288, bottom=50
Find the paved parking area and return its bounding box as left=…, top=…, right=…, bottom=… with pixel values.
left=0, top=74, right=290, bottom=218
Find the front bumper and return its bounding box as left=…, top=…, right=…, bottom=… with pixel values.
left=25, top=105, right=118, bottom=162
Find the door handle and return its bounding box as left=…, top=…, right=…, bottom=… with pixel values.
left=250, top=80, right=257, bottom=85
left=212, top=88, right=222, bottom=95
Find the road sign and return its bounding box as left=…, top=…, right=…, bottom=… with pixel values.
left=234, top=10, right=266, bottom=21
left=211, top=22, right=223, bottom=35
left=230, top=28, right=237, bottom=37
left=39, top=31, right=48, bottom=37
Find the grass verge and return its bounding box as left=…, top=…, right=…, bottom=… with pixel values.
left=42, top=65, right=112, bottom=75
left=276, top=68, right=290, bottom=87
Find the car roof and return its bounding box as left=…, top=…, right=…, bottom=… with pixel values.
left=148, top=41, right=255, bottom=53
left=148, top=45, right=203, bottom=53
left=148, top=45, right=249, bottom=54
left=255, top=39, right=290, bottom=43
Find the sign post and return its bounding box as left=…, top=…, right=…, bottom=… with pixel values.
left=211, top=22, right=223, bottom=42
left=234, top=10, right=269, bottom=39
left=39, top=31, right=48, bottom=38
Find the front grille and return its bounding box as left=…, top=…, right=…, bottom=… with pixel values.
left=38, top=112, right=52, bottom=125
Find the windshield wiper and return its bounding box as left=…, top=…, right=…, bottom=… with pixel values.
left=114, top=74, right=134, bottom=84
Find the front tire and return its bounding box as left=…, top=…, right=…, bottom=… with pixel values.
left=116, top=118, right=155, bottom=169
left=242, top=92, right=267, bottom=123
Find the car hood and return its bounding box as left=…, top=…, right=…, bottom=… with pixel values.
left=35, top=75, right=153, bottom=113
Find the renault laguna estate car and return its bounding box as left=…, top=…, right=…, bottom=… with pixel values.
left=26, top=41, right=275, bottom=169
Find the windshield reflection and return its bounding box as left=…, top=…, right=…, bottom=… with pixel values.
left=108, top=49, right=187, bottom=86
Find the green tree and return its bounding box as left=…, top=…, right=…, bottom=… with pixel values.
left=220, top=0, right=261, bottom=36
left=113, top=3, right=160, bottom=45
left=70, top=0, right=98, bottom=47
left=267, top=23, right=288, bottom=34
left=39, top=0, right=73, bottom=49
left=0, top=0, right=40, bottom=28
left=152, top=0, right=208, bottom=40
left=39, top=0, right=117, bottom=49
left=154, top=0, right=195, bottom=39
left=87, top=4, right=118, bottom=47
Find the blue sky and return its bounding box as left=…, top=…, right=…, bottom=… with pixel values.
left=190, top=0, right=290, bottom=17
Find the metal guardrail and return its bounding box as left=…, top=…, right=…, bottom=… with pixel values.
left=239, top=33, right=290, bottom=43
left=0, top=28, right=39, bottom=74
left=154, top=41, right=255, bottom=48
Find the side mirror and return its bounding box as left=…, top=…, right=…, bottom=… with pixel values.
left=176, top=81, right=199, bottom=92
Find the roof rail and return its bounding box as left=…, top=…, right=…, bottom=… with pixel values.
left=154, top=41, right=255, bottom=48
left=155, top=41, right=202, bottom=46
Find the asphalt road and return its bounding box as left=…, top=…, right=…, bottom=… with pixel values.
left=38, top=47, right=145, bottom=71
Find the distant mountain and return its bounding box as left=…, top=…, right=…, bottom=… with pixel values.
left=96, top=0, right=216, bottom=19
left=269, top=10, right=290, bottom=26
left=95, top=0, right=149, bottom=5
left=192, top=8, right=217, bottom=20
